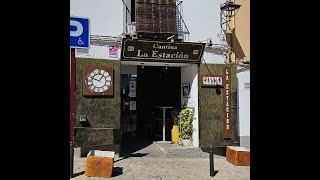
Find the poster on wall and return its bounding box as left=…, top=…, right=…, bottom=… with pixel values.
left=129, top=81, right=136, bottom=97
left=182, top=83, right=190, bottom=97
left=109, top=45, right=118, bottom=58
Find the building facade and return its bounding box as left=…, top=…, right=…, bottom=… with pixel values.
left=70, top=0, right=247, bottom=154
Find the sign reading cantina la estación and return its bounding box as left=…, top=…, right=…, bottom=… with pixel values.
left=121, top=39, right=205, bottom=63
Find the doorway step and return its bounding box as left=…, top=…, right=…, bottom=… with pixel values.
left=153, top=142, right=203, bottom=158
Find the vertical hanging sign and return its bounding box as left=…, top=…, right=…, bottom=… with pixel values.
left=223, top=67, right=231, bottom=139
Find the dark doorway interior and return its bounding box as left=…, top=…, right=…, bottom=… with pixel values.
left=137, top=66, right=181, bottom=140
left=120, top=65, right=181, bottom=157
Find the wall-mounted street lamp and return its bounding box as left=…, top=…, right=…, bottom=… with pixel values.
left=220, top=1, right=241, bottom=18
left=220, top=1, right=241, bottom=64
left=220, top=1, right=241, bottom=28
left=198, top=38, right=219, bottom=48
left=207, top=39, right=213, bottom=47
left=211, top=84, right=224, bottom=95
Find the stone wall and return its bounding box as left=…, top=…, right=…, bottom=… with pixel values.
left=74, top=58, right=121, bottom=148
left=198, top=64, right=239, bottom=148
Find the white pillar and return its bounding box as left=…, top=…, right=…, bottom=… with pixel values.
left=181, top=64, right=199, bottom=147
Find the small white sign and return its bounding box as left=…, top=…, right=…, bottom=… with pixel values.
left=130, top=101, right=136, bottom=110
left=129, top=81, right=136, bottom=97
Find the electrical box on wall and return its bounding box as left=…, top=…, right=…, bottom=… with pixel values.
left=79, top=115, right=90, bottom=127
left=79, top=115, right=87, bottom=122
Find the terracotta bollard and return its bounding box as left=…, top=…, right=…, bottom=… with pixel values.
left=85, top=150, right=115, bottom=178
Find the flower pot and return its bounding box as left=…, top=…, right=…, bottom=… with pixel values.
left=180, top=139, right=193, bottom=146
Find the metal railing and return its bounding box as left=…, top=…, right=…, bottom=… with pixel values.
left=176, top=1, right=190, bottom=41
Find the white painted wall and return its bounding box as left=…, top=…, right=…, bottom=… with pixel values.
left=70, top=0, right=123, bottom=37
left=181, top=64, right=199, bottom=147
left=75, top=44, right=121, bottom=60
left=237, top=67, right=250, bottom=142
left=202, top=51, right=225, bottom=64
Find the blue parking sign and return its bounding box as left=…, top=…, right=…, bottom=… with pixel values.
left=70, top=16, right=90, bottom=48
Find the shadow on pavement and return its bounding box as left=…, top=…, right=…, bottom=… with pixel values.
left=211, top=170, right=219, bottom=177
left=115, top=153, right=148, bottom=163
left=120, top=132, right=153, bottom=157
left=72, top=171, right=85, bottom=178
left=112, top=167, right=123, bottom=177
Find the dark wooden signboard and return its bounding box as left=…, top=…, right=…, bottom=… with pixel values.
left=121, top=39, right=205, bottom=63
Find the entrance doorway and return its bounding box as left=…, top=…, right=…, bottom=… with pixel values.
left=137, top=66, right=181, bottom=140
left=120, top=65, right=181, bottom=156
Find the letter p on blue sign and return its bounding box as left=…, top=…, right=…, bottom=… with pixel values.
left=70, top=16, right=90, bottom=49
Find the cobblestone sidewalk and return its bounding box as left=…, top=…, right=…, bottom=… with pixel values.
left=72, top=155, right=250, bottom=180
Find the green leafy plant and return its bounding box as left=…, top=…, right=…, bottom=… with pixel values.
left=171, top=109, right=179, bottom=125
left=179, top=108, right=196, bottom=141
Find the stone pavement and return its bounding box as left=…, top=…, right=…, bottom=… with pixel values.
left=71, top=144, right=250, bottom=180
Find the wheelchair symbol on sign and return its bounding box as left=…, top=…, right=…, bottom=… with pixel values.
left=78, top=38, right=84, bottom=45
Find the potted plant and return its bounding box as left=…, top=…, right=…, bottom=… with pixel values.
left=179, top=108, right=196, bottom=146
